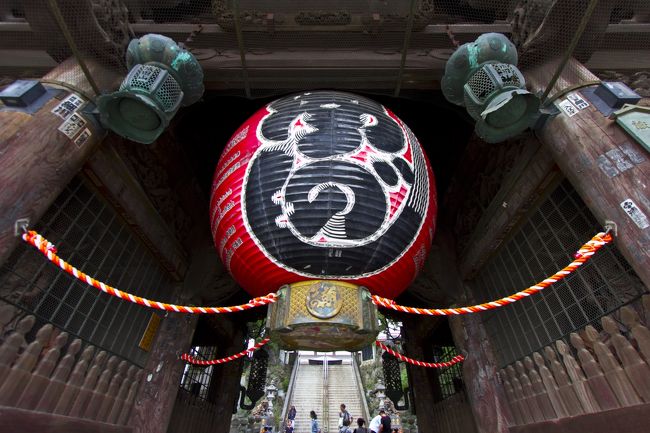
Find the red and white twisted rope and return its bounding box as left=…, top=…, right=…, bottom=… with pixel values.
left=371, top=232, right=613, bottom=316
left=22, top=230, right=612, bottom=318
left=376, top=341, right=464, bottom=368
left=181, top=337, right=271, bottom=366
left=21, top=230, right=277, bottom=314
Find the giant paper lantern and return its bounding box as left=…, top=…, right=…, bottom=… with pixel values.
left=210, top=91, right=436, bottom=302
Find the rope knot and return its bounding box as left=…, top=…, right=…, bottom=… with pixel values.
left=44, top=241, right=57, bottom=254
left=249, top=294, right=276, bottom=306
left=22, top=230, right=37, bottom=243
left=574, top=240, right=599, bottom=258
left=25, top=231, right=58, bottom=254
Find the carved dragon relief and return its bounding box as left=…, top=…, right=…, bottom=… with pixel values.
left=110, top=133, right=242, bottom=304
left=112, top=136, right=194, bottom=248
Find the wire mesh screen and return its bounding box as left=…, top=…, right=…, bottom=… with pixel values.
left=169, top=345, right=222, bottom=433
left=434, top=346, right=464, bottom=401
left=180, top=346, right=219, bottom=400
left=473, top=179, right=647, bottom=368
left=2, top=1, right=648, bottom=98
left=0, top=175, right=175, bottom=367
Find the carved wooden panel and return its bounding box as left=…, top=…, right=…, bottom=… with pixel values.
left=0, top=303, right=143, bottom=426
left=499, top=295, right=650, bottom=427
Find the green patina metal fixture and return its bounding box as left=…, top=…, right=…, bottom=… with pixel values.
left=98, top=34, right=204, bottom=144
left=613, top=104, right=650, bottom=153
left=442, top=33, right=540, bottom=143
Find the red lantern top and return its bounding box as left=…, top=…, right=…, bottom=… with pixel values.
left=210, top=91, right=437, bottom=299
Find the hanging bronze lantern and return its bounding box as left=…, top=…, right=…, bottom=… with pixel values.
left=266, top=280, right=379, bottom=351
left=239, top=347, right=269, bottom=410
left=382, top=350, right=409, bottom=410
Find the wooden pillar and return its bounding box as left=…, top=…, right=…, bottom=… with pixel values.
left=401, top=316, right=443, bottom=426
left=128, top=309, right=198, bottom=433
left=449, top=311, right=513, bottom=433
left=0, top=58, right=121, bottom=267
left=526, top=58, right=650, bottom=289
left=429, top=229, right=512, bottom=432
left=204, top=316, right=247, bottom=433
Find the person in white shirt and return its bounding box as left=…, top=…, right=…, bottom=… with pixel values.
left=369, top=409, right=385, bottom=433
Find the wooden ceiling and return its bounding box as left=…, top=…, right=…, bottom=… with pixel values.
left=0, top=15, right=647, bottom=93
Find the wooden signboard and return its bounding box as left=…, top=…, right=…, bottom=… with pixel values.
left=138, top=313, right=162, bottom=352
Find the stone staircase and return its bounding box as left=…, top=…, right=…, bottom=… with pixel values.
left=326, top=364, right=364, bottom=433
left=284, top=356, right=367, bottom=433
left=288, top=363, right=324, bottom=433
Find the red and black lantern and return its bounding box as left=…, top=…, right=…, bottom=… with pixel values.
left=210, top=91, right=437, bottom=300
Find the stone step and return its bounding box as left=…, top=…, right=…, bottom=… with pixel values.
left=287, top=358, right=366, bottom=433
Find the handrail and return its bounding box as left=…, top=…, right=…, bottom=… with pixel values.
left=279, top=354, right=300, bottom=431
left=351, top=353, right=371, bottom=425
left=322, top=354, right=329, bottom=433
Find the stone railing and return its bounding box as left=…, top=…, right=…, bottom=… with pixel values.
left=500, top=295, right=650, bottom=428
left=0, top=304, right=143, bottom=429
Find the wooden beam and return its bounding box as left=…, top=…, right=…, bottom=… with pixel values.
left=0, top=21, right=646, bottom=90
left=402, top=315, right=446, bottom=430
left=203, top=318, right=246, bottom=424
left=459, top=136, right=561, bottom=279
left=7, top=20, right=650, bottom=52
left=0, top=49, right=56, bottom=69
left=128, top=21, right=512, bottom=36
left=526, top=58, right=650, bottom=290
left=408, top=228, right=465, bottom=307
left=509, top=402, right=650, bottom=433
left=83, top=139, right=189, bottom=281
left=406, top=211, right=513, bottom=432
left=586, top=50, right=650, bottom=71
